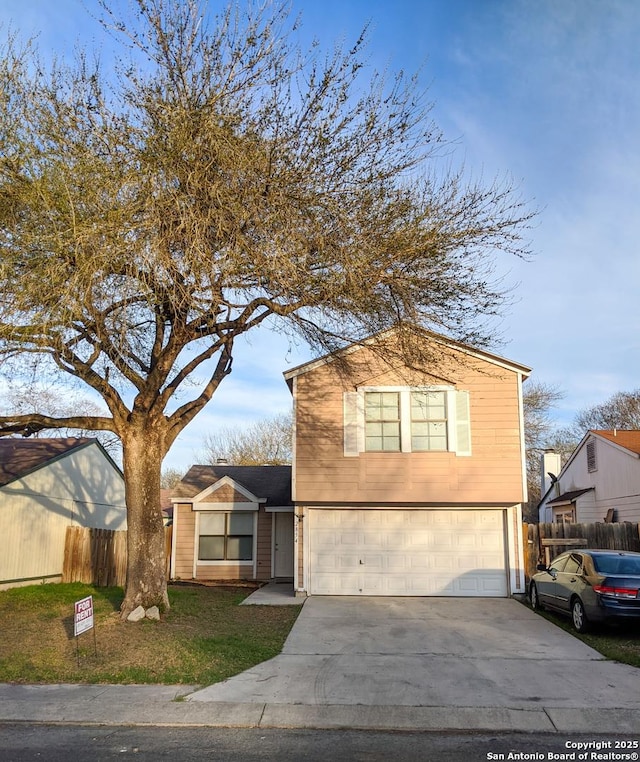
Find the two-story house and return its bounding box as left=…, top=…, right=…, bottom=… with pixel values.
left=170, top=330, right=530, bottom=597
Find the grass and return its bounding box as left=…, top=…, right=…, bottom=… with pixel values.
left=524, top=600, right=640, bottom=668
left=0, top=582, right=302, bottom=685
left=5, top=582, right=636, bottom=685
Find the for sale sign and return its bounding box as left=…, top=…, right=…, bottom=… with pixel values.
left=74, top=595, right=94, bottom=637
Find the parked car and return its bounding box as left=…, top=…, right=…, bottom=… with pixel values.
left=529, top=549, right=640, bottom=632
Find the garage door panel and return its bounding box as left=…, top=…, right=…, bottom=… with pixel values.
left=314, top=554, right=360, bottom=572
left=313, top=572, right=361, bottom=595
left=309, top=509, right=508, bottom=597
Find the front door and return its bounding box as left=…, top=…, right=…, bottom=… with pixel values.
left=274, top=512, right=294, bottom=578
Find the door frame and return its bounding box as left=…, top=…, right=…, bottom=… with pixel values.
left=269, top=508, right=294, bottom=579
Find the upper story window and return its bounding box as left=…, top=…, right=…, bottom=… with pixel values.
left=344, top=386, right=470, bottom=457
left=410, top=390, right=448, bottom=451
left=365, top=391, right=401, bottom=451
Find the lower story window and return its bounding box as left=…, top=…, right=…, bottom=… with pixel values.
left=553, top=508, right=575, bottom=524
left=198, top=512, right=254, bottom=561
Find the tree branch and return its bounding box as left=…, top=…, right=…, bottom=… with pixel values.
left=0, top=413, right=116, bottom=437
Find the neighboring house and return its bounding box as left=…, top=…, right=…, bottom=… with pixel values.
left=171, top=465, right=294, bottom=583
left=538, top=430, right=640, bottom=524
left=171, top=330, right=531, bottom=598
left=0, top=437, right=127, bottom=590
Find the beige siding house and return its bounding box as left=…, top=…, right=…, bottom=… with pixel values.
left=0, top=438, right=126, bottom=590
left=171, top=330, right=530, bottom=598
left=285, top=331, right=530, bottom=598
left=170, top=465, right=294, bottom=583
left=538, top=430, right=640, bottom=524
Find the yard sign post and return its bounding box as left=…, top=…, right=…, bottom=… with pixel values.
left=74, top=595, right=97, bottom=665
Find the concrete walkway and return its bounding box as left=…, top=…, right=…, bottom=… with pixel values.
left=240, top=581, right=299, bottom=605
left=1, top=597, right=639, bottom=733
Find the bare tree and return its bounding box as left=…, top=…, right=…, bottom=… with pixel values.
left=522, top=380, right=567, bottom=519
left=574, top=389, right=640, bottom=433
left=201, top=412, right=292, bottom=465
left=543, top=426, right=580, bottom=464
left=160, top=466, right=186, bottom=490
left=0, top=0, right=534, bottom=617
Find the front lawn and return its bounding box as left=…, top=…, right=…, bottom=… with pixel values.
left=0, top=582, right=302, bottom=685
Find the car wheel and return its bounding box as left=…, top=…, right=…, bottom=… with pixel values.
left=571, top=598, right=590, bottom=633
left=530, top=582, right=543, bottom=611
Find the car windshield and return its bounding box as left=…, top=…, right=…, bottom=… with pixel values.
left=592, top=555, right=640, bottom=575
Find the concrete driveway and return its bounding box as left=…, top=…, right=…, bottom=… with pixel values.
left=189, top=596, right=640, bottom=720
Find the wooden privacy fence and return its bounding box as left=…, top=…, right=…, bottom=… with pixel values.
left=523, top=522, right=640, bottom=582
left=62, top=526, right=173, bottom=587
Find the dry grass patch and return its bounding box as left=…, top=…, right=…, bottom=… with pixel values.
left=0, top=582, right=301, bottom=685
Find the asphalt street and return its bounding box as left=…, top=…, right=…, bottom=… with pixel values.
left=1, top=725, right=639, bottom=762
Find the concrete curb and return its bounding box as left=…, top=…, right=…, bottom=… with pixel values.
left=2, top=686, right=640, bottom=733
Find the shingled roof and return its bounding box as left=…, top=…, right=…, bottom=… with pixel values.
left=0, top=437, right=95, bottom=487
left=593, top=430, right=640, bottom=456
left=172, top=464, right=292, bottom=507
left=548, top=488, right=594, bottom=505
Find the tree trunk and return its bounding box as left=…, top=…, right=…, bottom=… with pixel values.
left=119, top=424, right=170, bottom=620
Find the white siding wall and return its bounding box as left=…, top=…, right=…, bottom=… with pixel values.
left=554, top=437, right=640, bottom=523
left=0, top=443, right=126, bottom=588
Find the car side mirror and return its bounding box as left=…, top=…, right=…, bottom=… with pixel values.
left=536, top=563, right=548, bottom=572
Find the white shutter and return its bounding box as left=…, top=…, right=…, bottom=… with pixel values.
left=343, top=392, right=361, bottom=457
left=455, top=390, right=471, bottom=456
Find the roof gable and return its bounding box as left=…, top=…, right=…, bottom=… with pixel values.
left=0, top=437, right=98, bottom=487
left=192, top=475, right=262, bottom=504
left=283, top=328, right=530, bottom=386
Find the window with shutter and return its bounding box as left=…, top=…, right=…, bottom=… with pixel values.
left=343, top=387, right=471, bottom=456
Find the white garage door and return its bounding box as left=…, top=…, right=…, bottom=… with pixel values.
left=308, top=509, right=508, bottom=597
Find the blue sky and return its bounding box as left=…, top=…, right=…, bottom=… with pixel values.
left=2, top=0, right=639, bottom=469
